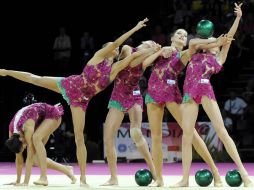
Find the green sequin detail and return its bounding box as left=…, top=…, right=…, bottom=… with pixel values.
left=57, top=78, right=70, bottom=105
left=145, top=94, right=156, bottom=104
left=183, top=93, right=191, bottom=103
left=108, top=100, right=125, bottom=111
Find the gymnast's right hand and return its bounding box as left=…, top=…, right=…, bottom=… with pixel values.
left=161, top=46, right=176, bottom=58
left=0, top=69, right=7, bottom=76
left=135, top=18, right=149, bottom=31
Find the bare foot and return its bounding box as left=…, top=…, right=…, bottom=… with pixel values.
left=150, top=169, right=157, bottom=181
left=242, top=175, right=253, bottom=187
left=33, top=178, right=48, bottom=186
left=66, top=166, right=77, bottom=184
left=149, top=179, right=164, bottom=187
left=101, top=178, right=118, bottom=186
left=212, top=169, right=223, bottom=187
left=0, top=69, right=7, bottom=76
left=170, top=179, right=189, bottom=188
left=213, top=173, right=223, bottom=187
left=214, top=179, right=223, bottom=187
left=80, top=176, right=89, bottom=187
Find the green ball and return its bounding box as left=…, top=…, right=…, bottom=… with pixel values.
left=196, top=20, right=214, bottom=38
left=135, top=169, right=153, bottom=186
left=195, top=169, right=213, bottom=187
left=225, top=169, right=242, bottom=187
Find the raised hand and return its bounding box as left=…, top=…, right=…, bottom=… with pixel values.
left=154, top=43, right=161, bottom=51
left=217, top=34, right=234, bottom=46
left=161, top=46, right=176, bottom=58
left=135, top=18, right=149, bottom=31
left=234, top=3, right=242, bottom=18
left=224, top=34, right=234, bottom=45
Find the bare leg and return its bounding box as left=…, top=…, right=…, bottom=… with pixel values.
left=147, top=103, right=164, bottom=187
left=102, top=108, right=124, bottom=186
left=32, top=119, right=61, bottom=186
left=166, top=102, right=222, bottom=186
left=201, top=97, right=253, bottom=187
left=46, top=159, right=76, bottom=184
left=172, top=101, right=199, bottom=187
left=70, top=106, right=87, bottom=186
left=1, top=69, right=60, bottom=93
left=128, top=104, right=156, bottom=180
left=33, top=155, right=76, bottom=184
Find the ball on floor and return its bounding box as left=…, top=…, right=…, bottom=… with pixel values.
left=135, top=169, right=153, bottom=186
left=195, top=169, right=213, bottom=187
left=225, top=169, right=242, bottom=187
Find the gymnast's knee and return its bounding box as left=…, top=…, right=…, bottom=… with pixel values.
left=130, top=128, right=146, bottom=147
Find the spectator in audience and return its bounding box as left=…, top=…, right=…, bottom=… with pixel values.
left=80, top=32, right=95, bottom=62
left=243, top=79, right=254, bottom=103
left=224, top=91, right=247, bottom=136
left=53, top=27, right=72, bottom=75
left=222, top=110, right=233, bottom=132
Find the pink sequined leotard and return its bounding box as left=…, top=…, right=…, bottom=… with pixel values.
left=57, top=59, right=112, bottom=111
left=146, top=51, right=184, bottom=105
left=9, top=103, right=64, bottom=134
left=108, top=48, right=143, bottom=111
left=183, top=53, right=222, bottom=104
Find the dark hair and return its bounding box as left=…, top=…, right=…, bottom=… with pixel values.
left=23, top=93, right=37, bottom=106
left=5, top=134, right=23, bottom=153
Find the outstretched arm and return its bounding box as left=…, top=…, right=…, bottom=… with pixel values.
left=90, top=18, right=148, bottom=64
left=189, top=38, right=217, bottom=55
left=15, top=153, right=24, bottom=185
left=180, top=50, right=191, bottom=66
left=142, top=46, right=176, bottom=70
left=110, top=47, right=158, bottom=81
left=142, top=49, right=164, bottom=70
left=130, top=45, right=161, bottom=67
left=20, top=120, right=35, bottom=186
left=129, top=49, right=158, bottom=68
left=218, top=3, right=242, bottom=65
left=118, top=45, right=132, bottom=60
left=5, top=132, right=24, bottom=185
left=196, top=34, right=234, bottom=50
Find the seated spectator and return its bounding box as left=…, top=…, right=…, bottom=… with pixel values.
left=222, top=110, right=233, bottom=132
left=224, top=91, right=247, bottom=137
left=243, top=79, right=254, bottom=102
left=53, top=27, right=72, bottom=75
